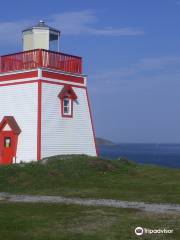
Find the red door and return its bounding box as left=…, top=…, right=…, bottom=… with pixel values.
left=0, top=116, right=21, bottom=165
left=0, top=131, right=15, bottom=165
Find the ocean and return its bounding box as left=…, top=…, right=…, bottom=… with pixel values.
left=99, top=144, right=180, bottom=168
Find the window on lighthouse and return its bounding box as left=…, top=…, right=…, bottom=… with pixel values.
left=58, top=85, right=77, bottom=118
left=4, top=137, right=11, bottom=148
left=62, top=97, right=72, bottom=117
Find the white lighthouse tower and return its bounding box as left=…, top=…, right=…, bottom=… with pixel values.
left=0, top=21, right=98, bottom=164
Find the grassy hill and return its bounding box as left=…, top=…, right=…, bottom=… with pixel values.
left=0, top=155, right=180, bottom=240
left=0, top=155, right=179, bottom=204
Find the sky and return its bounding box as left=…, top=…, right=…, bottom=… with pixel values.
left=0, top=0, right=180, bottom=143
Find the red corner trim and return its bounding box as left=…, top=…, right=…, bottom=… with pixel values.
left=37, top=80, right=42, bottom=160
left=85, top=89, right=99, bottom=156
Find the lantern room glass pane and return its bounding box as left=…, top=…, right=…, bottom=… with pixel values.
left=49, top=33, right=59, bottom=51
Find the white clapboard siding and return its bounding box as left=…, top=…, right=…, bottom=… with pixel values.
left=0, top=83, right=38, bottom=162
left=41, top=82, right=97, bottom=157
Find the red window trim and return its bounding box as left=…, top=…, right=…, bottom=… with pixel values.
left=61, top=97, right=73, bottom=118
left=58, top=85, right=77, bottom=119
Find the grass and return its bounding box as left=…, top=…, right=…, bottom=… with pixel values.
left=0, top=155, right=179, bottom=204
left=0, top=155, right=180, bottom=239
left=0, top=202, right=179, bottom=240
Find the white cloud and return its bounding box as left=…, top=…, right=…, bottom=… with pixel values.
left=86, top=27, right=144, bottom=36
left=0, top=10, right=144, bottom=48
left=91, top=56, right=180, bottom=82
left=49, top=10, right=97, bottom=35
left=49, top=10, right=144, bottom=36
left=0, top=20, right=31, bottom=49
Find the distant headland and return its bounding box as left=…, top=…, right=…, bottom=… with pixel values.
left=96, top=137, right=115, bottom=146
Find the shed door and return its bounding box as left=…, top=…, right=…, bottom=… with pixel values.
left=0, top=131, right=15, bottom=165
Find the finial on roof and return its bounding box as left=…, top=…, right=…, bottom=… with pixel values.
left=37, top=20, right=46, bottom=27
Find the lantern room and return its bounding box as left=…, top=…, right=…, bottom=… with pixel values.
left=22, top=20, right=60, bottom=52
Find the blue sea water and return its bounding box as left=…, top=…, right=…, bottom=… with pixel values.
left=99, top=144, right=180, bottom=168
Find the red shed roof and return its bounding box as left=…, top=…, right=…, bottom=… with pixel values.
left=58, top=85, right=77, bottom=100
left=0, top=116, right=21, bottom=134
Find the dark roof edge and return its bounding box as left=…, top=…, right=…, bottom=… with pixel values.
left=22, top=21, right=60, bottom=33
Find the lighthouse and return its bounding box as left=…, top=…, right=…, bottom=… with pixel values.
left=0, top=21, right=98, bottom=164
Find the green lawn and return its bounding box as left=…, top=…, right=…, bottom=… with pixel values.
left=0, top=202, right=179, bottom=240
left=0, top=155, right=179, bottom=204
